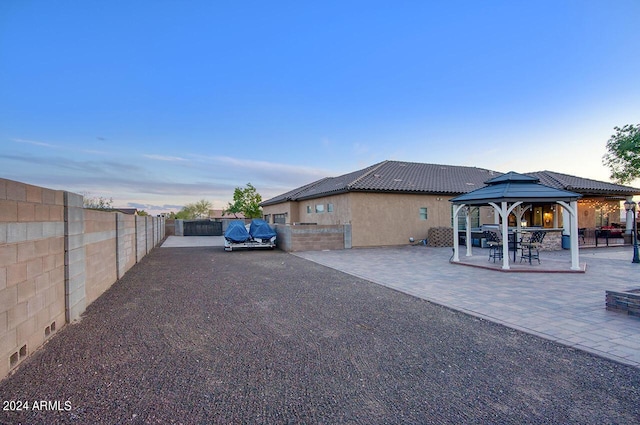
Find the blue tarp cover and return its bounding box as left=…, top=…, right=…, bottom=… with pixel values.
left=249, top=219, right=276, bottom=240
left=225, top=220, right=250, bottom=243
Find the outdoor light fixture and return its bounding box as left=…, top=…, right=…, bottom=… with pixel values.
left=623, top=200, right=640, bottom=264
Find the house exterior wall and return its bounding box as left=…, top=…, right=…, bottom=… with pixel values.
left=296, top=193, right=352, bottom=225
left=263, top=193, right=626, bottom=249
left=577, top=199, right=621, bottom=228
left=262, top=201, right=300, bottom=224
left=349, top=192, right=452, bottom=247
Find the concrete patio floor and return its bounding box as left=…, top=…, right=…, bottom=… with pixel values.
left=294, top=245, right=640, bottom=368
left=452, top=246, right=587, bottom=272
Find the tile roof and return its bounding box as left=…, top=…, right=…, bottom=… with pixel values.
left=526, top=171, right=639, bottom=197
left=261, top=161, right=640, bottom=206
left=262, top=160, right=497, bottom=205
left=451, top=172, right=582, bottom=204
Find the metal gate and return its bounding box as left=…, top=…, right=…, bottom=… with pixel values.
left=183, top=220, right=222, bottom=236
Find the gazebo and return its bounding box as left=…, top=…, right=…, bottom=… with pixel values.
left=450, top=172, right=583, bottom=271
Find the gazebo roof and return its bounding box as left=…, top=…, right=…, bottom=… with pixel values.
left=450, top=171, right=582, bottom=205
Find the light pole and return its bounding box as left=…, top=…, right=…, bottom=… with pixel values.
left=623, top=200, right=640, bottom=263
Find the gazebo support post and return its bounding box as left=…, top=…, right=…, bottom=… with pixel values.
left=488, top=201, right=523, bottom=270
left=452, top=204, right=467, bottom=262
left=500, top=202, right=510, bottom=270
left=557, top=200, right=581, bottom=270
left=514, top=204, right=531, bottom=233
left=465, top=209, right=472, bottom=257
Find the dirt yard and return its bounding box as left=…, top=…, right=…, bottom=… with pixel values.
left=1, top=247, right=638, bottom=424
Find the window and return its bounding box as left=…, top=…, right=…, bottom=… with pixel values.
left=274, top=213, right=287, bottom=224
left=327, top=203, right=334, bottom=213
left=307, top=205, right=312, bottom=214
left=419, top=207, right=428, bottom=220
left=452, top=206, right=480, bottom=229
left=595, top=207, right=609, bottom=227
left=315, top=204, right=325, bottom=213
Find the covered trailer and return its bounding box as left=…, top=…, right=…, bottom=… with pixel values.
left=224, top=219, right=276, bottom=251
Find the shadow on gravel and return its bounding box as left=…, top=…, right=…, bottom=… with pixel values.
left=1, top=247, right=639, bottom=424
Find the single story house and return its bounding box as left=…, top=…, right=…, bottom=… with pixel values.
left=114, top=208, right=139, bottom=215
left=260, top=160, right=640, bottom=248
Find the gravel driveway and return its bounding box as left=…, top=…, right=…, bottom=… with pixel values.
left=1, top=247, right=638, bottom=424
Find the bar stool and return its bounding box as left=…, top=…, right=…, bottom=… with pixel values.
left=483, top=230, right=503, bottom=263
left=520, top=231, right=546, bottom=264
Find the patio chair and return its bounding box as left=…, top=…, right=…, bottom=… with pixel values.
left=483, top=230, right=503, bottom=263
left=520, top=230, right=546, bottom=264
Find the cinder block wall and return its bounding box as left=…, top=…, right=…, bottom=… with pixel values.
left=0, top=178, right=166, bottom=380
left=84, top=210, right=117, bottom=306
left=136, top=216, right=147, bottom=262
left=117, top=214, right=136, bottom=279
left=275, top=224, right=351, bottom=252
left=165, top=219, right=175, bottom=236
left=0, top=179, right=66, bottom=380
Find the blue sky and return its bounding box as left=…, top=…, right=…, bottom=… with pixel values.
left=2, top=1, right=639, bottom=214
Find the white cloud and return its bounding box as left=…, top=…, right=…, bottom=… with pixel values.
left=143, top=154, right=188, bottom=162
left=126, top=202, right=184, bottom=211
left=11, top=138, right=57, bottom=148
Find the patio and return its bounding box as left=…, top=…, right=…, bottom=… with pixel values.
left=295, top=245, right=640, bottom=368
left=452, top=246, right=587, bottom=273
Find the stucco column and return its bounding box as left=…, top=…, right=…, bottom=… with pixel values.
left=562, top=206, right=570, bottom=236
left=626, top=196, right=635, bottom=234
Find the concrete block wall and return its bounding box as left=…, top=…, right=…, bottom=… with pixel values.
left=275, top=224, right=351, bottom=252
left=1, top=179, right=66, bottom=380
left=117, top=214, right=136, bottom=279
left=136, top=216, right=148, bottom=262
left=0, top=178, right=166, bottom=380
left=83, top=210, right=117, bottom=306
left=147, top=217, right=155, bottom=252
left=165, top=219, right=175, bottom=236
left=64, top=192, right=86, bottom=323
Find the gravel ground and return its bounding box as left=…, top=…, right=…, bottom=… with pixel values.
left=1, top=247, right=639, bottom=424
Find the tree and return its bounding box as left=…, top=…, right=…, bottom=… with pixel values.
left=174, top=199, right=212, bottom=219
left=173, top=208, right=193, bottom=220
left=225, top=183, right=263, bottom=218
left=602, top=124, right=640, bottom=184
left=191, top=199, right=212, bottom=218
left=83, top=194, right=113, bottom=210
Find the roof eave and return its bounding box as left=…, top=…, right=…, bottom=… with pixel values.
left=451, top=196, right=582, bottom=205
left=295, top=188, right=351, bottom=202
